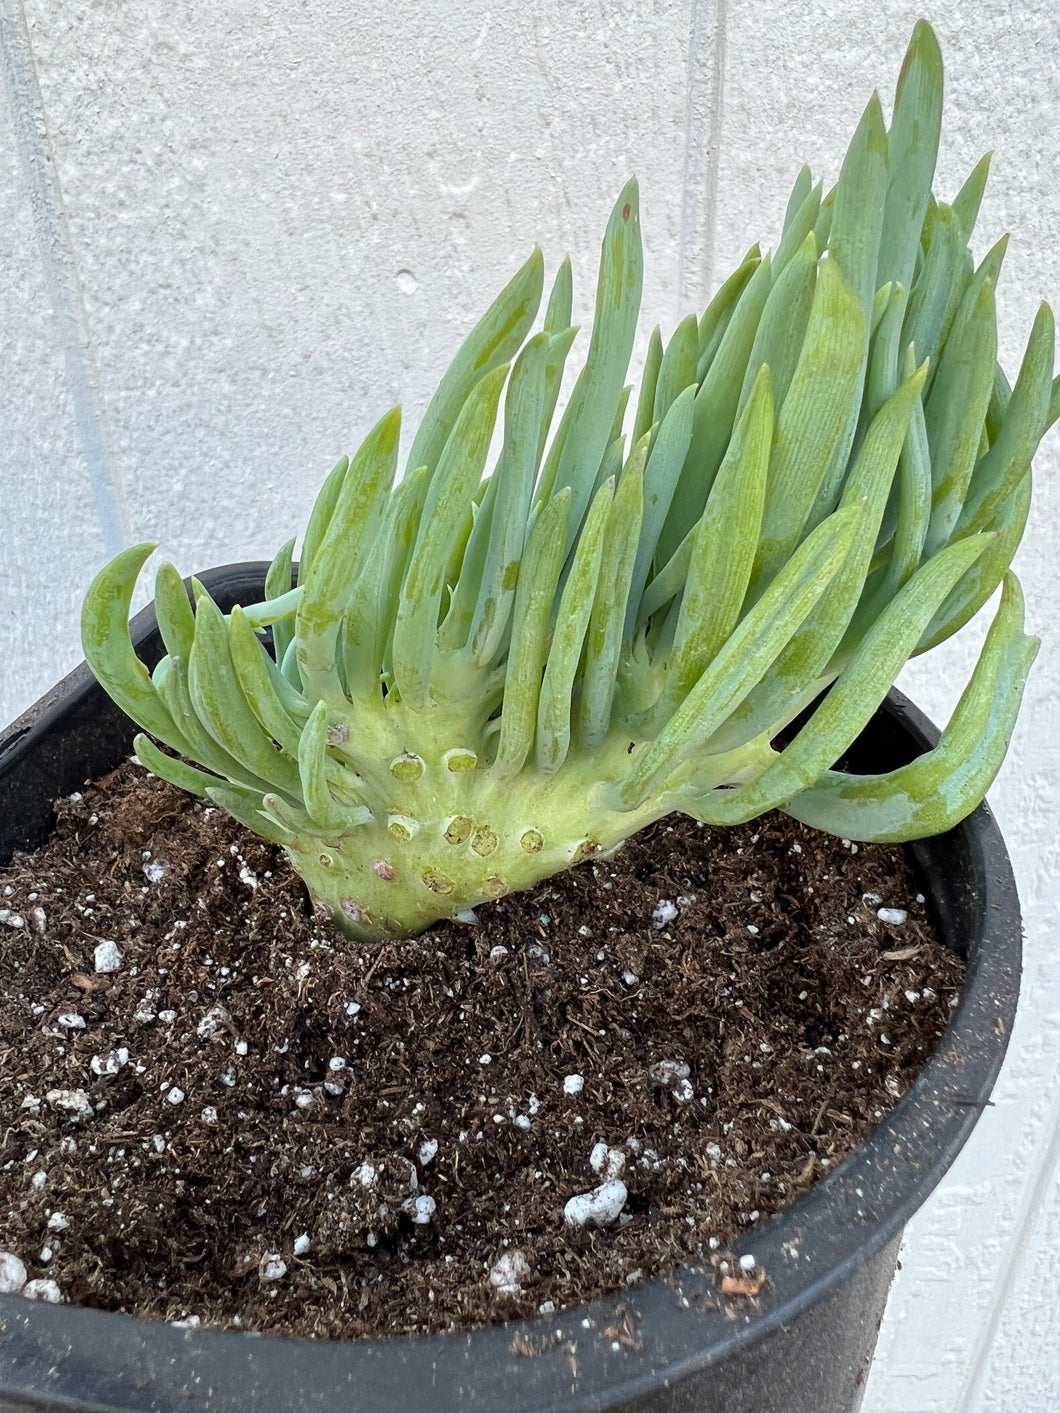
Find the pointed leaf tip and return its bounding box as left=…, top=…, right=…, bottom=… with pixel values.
left=911, top=17, right=942, bottom=53
left=616, top=177, right=639, bottom=222
left=899, top=19, right=943, bottom=89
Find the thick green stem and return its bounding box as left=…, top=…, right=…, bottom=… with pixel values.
left=288, top=723, right=765, bottom=941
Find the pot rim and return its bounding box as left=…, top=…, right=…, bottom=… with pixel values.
left=0, top=562, right=1022, bottom=1413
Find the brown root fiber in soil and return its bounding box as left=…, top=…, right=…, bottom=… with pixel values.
left=0, top=762, right=962, bottom=1339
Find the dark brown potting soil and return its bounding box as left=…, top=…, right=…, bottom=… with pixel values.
left=0, top=761, right=962, bottom=1338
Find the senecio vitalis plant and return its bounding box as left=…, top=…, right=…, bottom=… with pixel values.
left=84, top=23, right=1056, bottom=943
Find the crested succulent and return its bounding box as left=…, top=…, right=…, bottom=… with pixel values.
left=83, top=22, right=1055, bottom=942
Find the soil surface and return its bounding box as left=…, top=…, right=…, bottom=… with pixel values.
left=0, top=761, right=962, bottom=1338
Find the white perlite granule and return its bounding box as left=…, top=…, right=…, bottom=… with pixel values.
left=589, top=1143, right=626, bottom=1180
left=46, top=1089, right=92, bottom=1120
left=93, top=940, right=123, bottom=973
left=651, top=899, right=678, bottom=929
left=648, top=1059, right=693, bottom=1099
left=259, top=1255, right=287, bottom=1282
left=877, top=907, right=909, bottom=926
left=0, top=1252, right=27, bottom=1293
left=489, top=1249, right=531, bottom=1294
left=563, top=1179, right=628, bottom=1228
left=91, top=1048, right=129, bottom=1077
left=197, top=1006, right=230, bottom=1039
left=403, top=1194, right=436, bottom=1224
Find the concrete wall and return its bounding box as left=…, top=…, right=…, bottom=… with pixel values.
left=2, top=3, right=1057, bottom=1406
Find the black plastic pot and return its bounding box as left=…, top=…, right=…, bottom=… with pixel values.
left=0, top=563, right=1021, bottom=1413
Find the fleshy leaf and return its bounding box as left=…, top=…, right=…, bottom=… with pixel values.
left=82, top=544, right=186, bottom=752
left=782, top=574, right=1037, bottom=840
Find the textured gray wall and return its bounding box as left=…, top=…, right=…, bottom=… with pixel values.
left=2, top=3, right=1057, bottom=1406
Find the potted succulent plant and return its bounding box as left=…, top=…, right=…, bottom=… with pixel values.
left=0, top=20, right=1055, bottom=1413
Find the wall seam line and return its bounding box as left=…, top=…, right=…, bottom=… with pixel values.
left=0, top=0, right=130, bottom=557
left=956, top=1061, right=1060, bottom=1412
left=677, top=0, right=727, bottom=323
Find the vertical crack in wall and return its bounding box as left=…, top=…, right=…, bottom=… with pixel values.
left=0, top=0, right=130, bottom=557
left=678, top=0, right=727, bottom=322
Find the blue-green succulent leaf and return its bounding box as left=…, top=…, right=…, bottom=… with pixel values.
left=827, top=91, right=889, bottom=328
left=619, top=503, right=862, bottom=809
left=957, top=302, right=1054, bottom=536
left=208, top=786, right=297, bottom=847
left=774, top=172, right=822, bottom=277
left=782, top=573, right=1037, bottom=840
left=738, top=231, right=817, bottom=413
left=298, top=700, right=374, bottom=832
left=951, top=152, right=992, bottom=242
left=576, top=447, right=645, bottom=751
left=82, top=543, right=187, bottom=752
left=666, top=366, right=774, bottom=706
left=188, top=590, right=304, bottom=798
left=696, top=247, right=763, bottom=378
left=653, top=313, right=699, bottom=425
left=133, top=732, right=225, bottom=800
left=296, top=406, right=401, bottom=707
left=544, top=179, right=643, bottom=549
left=405, top=246, right=543, bottom=481
left=537, top=478, right=613, bottom=772
left=263, top=537, right=297, bottom=668
left=702, top=532, right=993, bottom=825
left=392, top=366, right=508, bottom=708
left=922, top=276, right=997, bottom=556
left=878, top=19, right=943, bottom=297
left=633, top=326, right=664, bottom=444
left=154, top=562, right=196, bottom=663
left=663, top=253, right=772, bottom=566
left=624, top=384, right=696, bottom=639
left=753, top=259, right=866, bottom=582
left=494, top=487, right=572, bottom=777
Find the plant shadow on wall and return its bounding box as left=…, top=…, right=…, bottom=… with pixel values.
left=0, top=16, right=1055, bottom=1413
